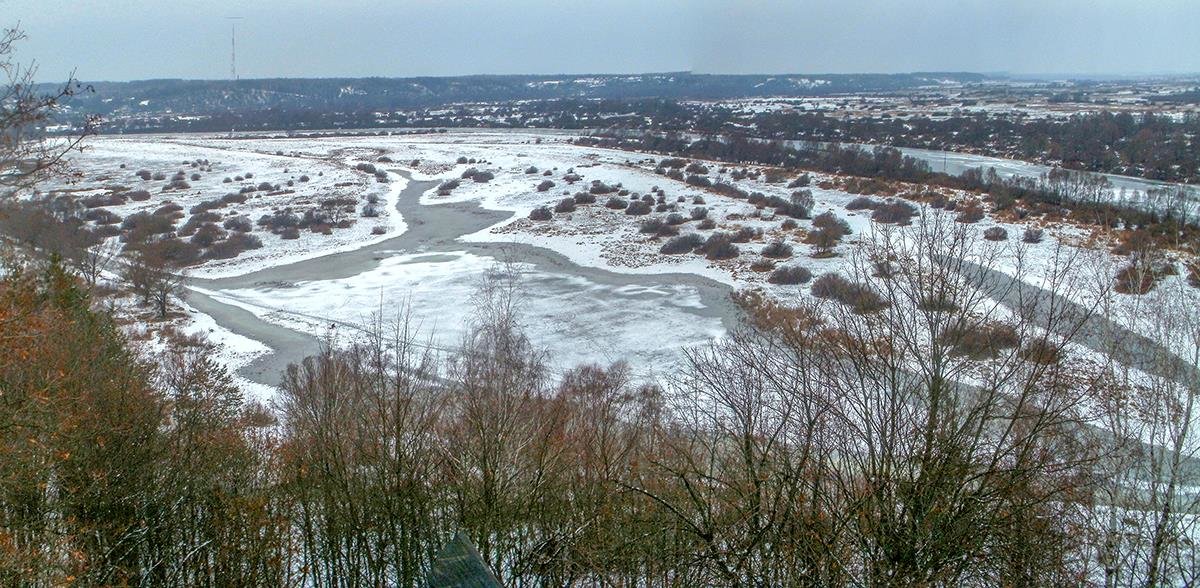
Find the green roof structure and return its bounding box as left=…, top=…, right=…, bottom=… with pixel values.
left=427, top=531, right=503, bottom=588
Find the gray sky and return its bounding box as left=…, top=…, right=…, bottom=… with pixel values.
left=5, top=0, right=1198, bottom=82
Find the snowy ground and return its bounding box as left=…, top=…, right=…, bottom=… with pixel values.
left=52, top=130, right=1199, bottom=397
left=202, top=250, right=725, bottom=380
left=46, top=136, right=404, bottom=279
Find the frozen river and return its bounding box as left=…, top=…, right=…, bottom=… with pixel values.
left=189, top=172, right=737, bottom=388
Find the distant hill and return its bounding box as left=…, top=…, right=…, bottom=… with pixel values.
left=49, top=72, right=989, bottom=133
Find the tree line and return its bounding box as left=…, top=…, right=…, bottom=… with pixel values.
left=1, top=212, right=1197, bottom=585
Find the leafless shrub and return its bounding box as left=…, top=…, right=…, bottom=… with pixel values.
left=768, top=265, right=812, bottom=285
left=660, top=233, right=705, bottom=254
left=761, top=240, right=793, bottom=259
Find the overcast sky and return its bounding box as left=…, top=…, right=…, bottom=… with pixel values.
left=5, top=0, right=1198, bottom=82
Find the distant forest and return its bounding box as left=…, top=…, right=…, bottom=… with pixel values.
left=735, top=109, right=1200, bottom=183
left=48, top=73, right=1199, bottom=184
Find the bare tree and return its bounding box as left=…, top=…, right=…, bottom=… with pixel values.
left=636, top=212, right=1102, bottom=585
left=1091, top=261, right=1200, bottom=588
left=71, top=237, right=120, bottom=287
left=122, top=244, right=186, bottom=318
left=0, top=26, right=96, bottom=196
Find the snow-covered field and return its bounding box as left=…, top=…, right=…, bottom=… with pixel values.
left=50, top=130, right=1199, bottom=395
left=46, top=136, right=405, bottom=278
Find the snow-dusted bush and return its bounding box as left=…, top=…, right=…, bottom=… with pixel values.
left=660, top=233, right=705, bottom=254
left=811, top=273, right=887, bottom=313
left=205, top=232, right=263, bottom=260
left=258, top=210, right=300, bottom=233
left=190, top=223, right=228, bottom=247
left=589, top=181, right=617, bottom=195
left=871, top=200, right=918, bottom=225
left=956, top=204, right=985, bottom=224
left=82, top=192, right=126, bottom=208
left=768, top=265, right=812, bottom=285
left=761, top=240, right=794, bottom=259
left=813, top=212, right=851, bottom=236
left=640, top=218, right=666, bottom=234
left=701, top=232, right=739, bottom=260
left=223, top=216, right=253, bottom=232
left=787, top=174, right=811, bottom=188
left=846, top=196, right=879, bottom=211
left=85, top=208, right=122, bottom=225
left=626, top=200, right=652, bottom=215
left=750, top=258, right=776, bottom=272
left=529, top=207, right=553, bottom=221
left=731, top=226, right=760, bottom=243
left=940, top=321, right=1020, bottom=359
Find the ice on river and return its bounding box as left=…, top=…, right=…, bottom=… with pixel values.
left=211, top=250, right=726, bottom=379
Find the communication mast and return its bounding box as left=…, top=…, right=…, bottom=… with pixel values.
left=227, top=16, right=244, bottom=80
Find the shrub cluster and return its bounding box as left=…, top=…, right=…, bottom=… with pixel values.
left=589, top=181, right=617, bottom=195
left=85, top=208, right=122, bottom=225
left=811, top=273, right=888, bottom=313
left=761, top=241, right=794, bottom=259
left=223, top=216, right=253, bottom=232
left=660, top=233, right=705, bottom=254
left=870, top=200, right=918, bottom=225
left=787, top=174, right=811, bottom=188
left=940, top=320, right=1021, bottom=359
left=82, top=192, right=126, bottom=208
left=768, top=265, right=812, bottom=285
left=701, top=232, right=740, bottom=260
left=846, top=196, right=879, bottom=211
left=205, top=232, right=263, bottom=260
left=626, top=200, right=652, bottom=215
left=956, top=204, right=986, bottom=223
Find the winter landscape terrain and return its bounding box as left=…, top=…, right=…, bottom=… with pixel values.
left=38, top=129, right=1198, bottom=400
left=4, top=1, right=1200, bottom=583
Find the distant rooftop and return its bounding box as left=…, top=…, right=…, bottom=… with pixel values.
left=427, top=532, right=503, bottom=588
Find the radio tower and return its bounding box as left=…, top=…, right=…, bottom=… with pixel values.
left=227, top=16, right=243, bottom=80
